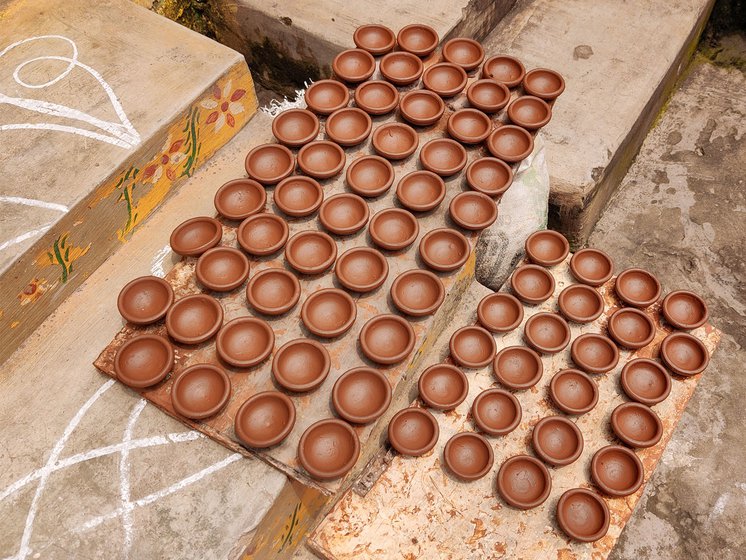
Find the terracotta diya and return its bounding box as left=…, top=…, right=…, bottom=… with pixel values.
left=524, top=312, right=571, bottom=354
left=245, top=267, right=300, bottom=316
left=284, top=230, right=337, bottom=275
left=301, top=288, right=357, bottom=338
left=354, top=80, right=399, bottom=115
left=615, top=267, right=662, bottom=308
left=332, top=367, right=392, bottom=424
left=477, top=292, right=524, bottom=333
left=418, top=364, right=468, bottom=411
left=549, top=369, right=599, bottom=415
left=272, top=338, right=330, bottom=392
left=117, top=276, right=174, bottom=325
left=532, top=416, right=584, bottom=467
left=449, top=325, right=496, bottom=368
left=419, top=228, right=470, bottom=272
left=380, top=51, right=424, bottom=86
left=170, top=364, right=230, bottom=420
left=399, top=90, right=445, bottom=127
left=443, top=432, right=494, bottom=481
left=465, top=157, right=513, bottom=197
left=244, top=143, right=294, bottom=185
left=234, top=391, right=295, bottom=448
left=387, top=407, right=439, bottom=456
left=170, top=216, right=222, bottom=257
left=334, top=246, right=389, bottom=292
left=510, top=264, right=555, bottom=304
left=507, top=95, right=552, bottom=131
left=214, top=178, right=266, bottom=220
left=591, top=445, right=644, bottom=497
left=660, top=332, right=709, bottom=376
left=466, top=79, right=511, bottom=113
left=449, top=191, right=498, bottom=231
left=493, top=345, right=543, bottom=390
left=497, top=455, right=551, bottom=510
left=274, top=175, right=323, bottom=217
left=471, top=388, right=521, bottom=436
left=195, top=246, right=250, bottom=292
left=556, top=489, right=610, bottom=542
left=662, top=290, right=709, bottom=330
left=359, top=314, right=416, bottom=365
left=558, top=283, right=605, bottom=323
left=318, top=193, right=369, bottom=235
left=569, top=248, right=614, bottom=286
left=216, top=317, right=274, bottom=368
left=607, top=307, right=656, bottom=349
left=523, top=68, right=566, bottom=101
left=396, top=170, right=446, bottom=212
left=165, top=294, right=223, bottom=345
left=396, top=23, right=439, bottom=57
left=611, top=402, right=663, bottom=448
left=620, top=358, right=671, bottom=405
left=353, top=23, right=396, bottom=55
left=114, top=334, right=173, bottom=388
left=421, top=62, right=468, bottom=97
left=482, top=55, right=526, bottom=88
left=297, top=140, right=346, bottom=179
left=333, top=48, right=376, bottom=83
left=372, top=122, right=419, bottom=160
left=447, top=108, right=492, bottom=144
left=487, top=125, right=534, bottom=163
left=390, top=269, right=445, bottom=316
left=325, top=107, right=372, bottom=147
left=571, top=333, right=620, bottom=374
left=271, top=108, right=320, bottom=147
left=237, top=213, right=289, bottom=256
left=304, top=79, right=350, bottom=115
left=345, top=155, right=395, bottom=197
left=419, top=138, right=467, bottom=176
left=368, top=208, right=419, bottom=251
left=525, top=229, right=570, bottom=267
left=441, top=38, right=485, bottom=72
left=298, top=419, right=360, bottom=480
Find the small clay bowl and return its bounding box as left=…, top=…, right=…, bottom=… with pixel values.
left=165, top=294, right=223, bottom=345
left=170, top=364, right=230, bottom=420
left=532, top=416, right=584, bottom=467
left=274, top=176, right=323, bottom=217
left=396, top=170, right=446, bottom=212
left=237, top=213, right=289, bottom=256
left=507, top=96, right=552, bottom=131
left=449, top=191, right=498, bottom=231
left=170, top=216, right=222, bottom=257
left=298, top=419, right=360, bottom=480
left=304, top=79, right=350, bottom=115
left=447, top=108, right=492, bottom=144
left=523, top=68, right=566, bottom=101
left=272, top=108, right=320, bottom=147
left=524, top=312, right=571, bottom=354
left=272, top=338, right=330, bottom=392
left=325, top=107, right=372, bottom=147
left=234, top=391, right=295, bottom=448
left=332, top=48, right=376, bottom=83
left=390, top=269, right=445, bottom=316
left=611, top=402, right=663, bottom=448
left=195, top=246, right=250, bottom=292
left=244, top=143, right=295, bottom=185
left=571, top=333, right=620, bottom=374
left=419, top=138, right=467, bottom=177
left=396, top=24, right=439, bottom=57
left=549, top=369, right=599, bottom=415
left=421, top=62, right=468, bottom=97
left=335, top=247, right=389, bottom=292
left=369, top=208, right=419, bottom=251
left=493, top=346, right=543, bottom=390
left=359, top=314, right=416, bottom=365
left=497, top=455, right=551, bottom=510
left=482, top=55, right=526, bottom=88
left=318, top=193, right=369, bottom=235
left=399, top=90, right=445, bottom=126
left=245, top=267, right=301, bottom=316
left=380, top=51, right=424, bottom=86
left=465, top=157, right=513, bottom=197
left=354, top=80, right=399, bottom=115
left=441, top=38, right=485, bottom=72
left=615, top=268, right=662, bottom=308
left=466, top=79, right=511, bottom=113
left=345, top=155, right=395, bottom=197
left=371, top=122, right=419, bottom=160
left=117, top=276, right=174, bottom=325
left=297, top=141, right=346, bottom=179
left=214, top=178, right=266, bottom=220
left=525, top=230, right=570, bottom=267
left=510, top=264, right=555, bottom=304
left=556, top=489, right=610, bottom=542
left=472, top=388, right=521, bottom=436
left=477, top=292, right=524, bottom=333
left=443, top=432, right=494, bottom=481
left=419, top=228, right=470, bottom=272
left=620, top=358, right=671, bottom=405
left=114, top=334, right=173, bottom=388
left=660, top=332, right=710, bottom=376
left=607, top=307, right=656, bottom=349
left=387, top=407, right=439, bottom=456
left=353, top=24, right=396, bottom=55
left=284, top=230, right=337, bottom=275
left=332, top=367, right=392, bottom=423
left=558, top=284, right=605, bottom=323
left=449, top=325, right=496, bottom=368
left=487, top=125, right=534, bottom=163
left=591, top=445, right=644, bottom=497
left=662, top=290, right=709, bottom=330
left=301, top=288, right=357, bottom=338
left=569, top=248, right=614, bottom=286
left=418, top=364, right=468, bottom=410
left=216, top=317, right=274, bottom=368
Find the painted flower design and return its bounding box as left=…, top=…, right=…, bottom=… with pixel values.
left=141, top=137, right=186, bottom=183
left=201, top=80, right=246, bottom=132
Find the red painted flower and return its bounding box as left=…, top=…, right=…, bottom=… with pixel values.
left=142, top=137, right=186, bottom=183
left=201, top=80, right=246, bottom=132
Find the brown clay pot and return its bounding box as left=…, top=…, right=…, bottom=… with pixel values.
left=390, top=269, right=445, bottom=316
left=510, top=264, right=555, bottom=304
left=272, top=108, right=320, bottom=147
left=325, top=107, right=372, bottom=147
left=298, top=419, right=360, bottom=480
left=611, top=402, right=663, bottom=448
left=418, top=364, right=468, bottom=410
left=114, top=334, right=173, bottom=388
left=549, top=369, right=599, bottom=415
left=244, top=143, right=295, bottom=185
left=297, top=140, right=346, bottom=179
left=371, top=122, right=419, bottom=160
left=369, top=208, right=419, bottom=251
left=419, top=138, right=467, bottom=177
left=556, top=489, right=610, bottom=542
left=216, top=317, right=274, bottom=368
left=569, top=248, right=614, bottom=286
left=304, top=80, right=350, bottom=115
left=117, top=276, right=174, bottom=325
left=334, top=247, right=389, bottom=292
left=661, top=290, right=709, bottom=330
left=441, top=38, right=485, bottom=72
left=301, top=288, right=356, bottom=338
left=447, top=108, right=492, bottom=144
left=477, top=292, right=524, bottom=333
left=396, top=24, right=439, bottom=57
left=332, top=367, right=392, bottom=423
left=195, top=246, right=250, bottom=292
left=620, top=358, right=671, bottom=405
left=497, top=455, right=551, bottom=510
left=614, top=267, right=662, bottom=308
left=660, top=332, right=709, bottom=376
left=532, top=416, right=584, bottom=467
left=507, top=96, right=552, bottom=131
left=399, top=90, right=445, bottom=127
left=465, top=157, right=513, bottom=197
left=165, top=294, right=223, bottom=345
left=471, top=388, right=521, bottom=436
left=380, top=51, right=424, bottom=86
left=318, top=192, right=370, bottom=235
left=245, top=267, right=301, bottom=316
left=523, top=68, right=566, bottom=101
left=449, top=325, right=496, bottom=368
left=284, top=230, right=337, bottom=275
left=237, top=213, right=289, bottom=256
left=170, top=216, right=222, bottom=257
left=396, top=170, right=446, bottom=212
left=274, top=175, right=323, bottom=217
left=607, top=307, right=656, bottom=349
left=272, top=338, right=330, bottom=392
left=359, top=314, right=416, bottom=365
left=421, top=63, right=468, bottom=97
left=353, top=24, right=396, bottom=55
left=234, top=391, right=295, bottom=448
left=214, top=178, right=266, bottom=220
left=387, top=407, right=439, bottom=456
left=571, top=333, right=620, bottom=374
left=591, top=445, right=644, bottom=497
left=333, top=48, right=376, bottom=83
left=466, top=79, right=511, bottom=113
left=345, top=155, right=395, bottom=197
left=443, top=432, right=494, bottom=481
left=449, top=191, right=498, bottom=231
left=419, top=228, right=470, bottom=272
left=558, top=284, right=605, bottom=323
left=524, top=230, right=570, bottom=267
left=171, top=364, right=230, bottom=420
left=493, top=345, right=543, bottom=390
left=482, top=55, right=526, bottom=88
left=354, top=80, right=399, bottom=115
left=524, top=312, right=571, bottom=354
left=487, top=125, right=534, bottom=163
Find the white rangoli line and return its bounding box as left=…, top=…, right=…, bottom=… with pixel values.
left=0, top=123, right=134, bottom=149
left=0, top=196, right=68, bottom=213
left=0, top=223, right=53, bottom=252
left=119, top=399, right=146, bottom=559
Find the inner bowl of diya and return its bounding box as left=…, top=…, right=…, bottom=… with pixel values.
left=472, top=388, right=521, bottom=436
left=272, top=338, right=330, bottom=392
left=216, top=317, right=274, bottom=368
left=274, top=176, right=323, bottom=217
left=399, top=90, right=445, bottom=127
left=466, top=79, right=511, bottom=113
left=396, top=170, right=446, bottom=212
left=525, top=230, right=570, bottom=267
left=497, top=455, right=551, bottom=510
left=615, top=267, right=662, bottom=308
left=571, top=333, right=620, bottom=374
left=380, top=51, right=424, bottom=86
left=333, top=48, right=376, bottom=83
left=335, top=247, right=389, bottom=292
left=418, top=364, right=469, bottom=410
left=244, top=143, right=294, bottom=185
left=556, top=489, right=610, bottom=543
left=477, top=292, right=524, bottom=333
left=607, top=307, right=655, bottom=349
left=443, top=432, right=494, bottom=481
left=369, top=208, right=419, bottom=251
left=621, top=358, right=671, bottom=406
left=114, top=334, right=173, bottom=388
left=449, top=326, right=496, bottom=368
left=301, top=288, right=357, bottom=338
left=449, top=191, right=498, bottom=231
left=171, top=364, right=230, bottom=420
left=510, top=264, right=555, bottom=304
left=524, top=312, right=571, bottom=354
left=569, top=248, right=614, bottom=286
left=214, top=178, right=266, bottom=220
left=332, top=367, right=392, bottom=424
left=419, top=228, right=470, bottom=272
left=493, top=346, right=543, bottom=389
left=465, top=157, right=513, bottom=197
left=246, top=267, right=300, bottom=316
left=388, top=407, right=439, bottom=456
left=304, top=79, right=350, bottom=115
left=487, top=125, right=534, bottom=163
left=195, top=246, right=250, bottom=292
left=660, top=332, right=710, bottom=376
left=591, top=445, right=644, bottom=497
left=325, top=107, right=372, bottom=147
left=390, top=269, right=445, bottom=316
left=297, top=140, right=346, bottom=179
left=507, top=95, right=552, bottom=130
left=346, top=155, right=395, bottom=197
left=318, top=193, right=369, bottom=235
left=234, top=391, right=295, bottom=448
left=662, top=290, right=709, bottom=330
left=482, top=55, right=526, bottom=88
left=532, top=416, right=584, bottom=467
left=170, top=216, right=222, bottom=257
left=419, top=138, right=468, bottom=176
left=298, top=419, right=360, bottom=480
left=441, top=37, right=485, bottom=72
left=611, top=402, right=663, bottom=448
left=372, top=122, right=419, bottom=160
left=447, top=108, right=492, bottom=144
left=166, top=294, right=223, bottom=345
left=285, top=230, right=337, bottom=275
left=396, top=23, right=439, bottom=57
left=359, top=314, right=416, bottom=365
left=117, top=276, right=174, bottom=325
left=558, top=284, right=605, bottom=323
left=354, top=80, right=399, bottom=115
left=523, top=68, right=566, bottom=101
left=237, top=213, right=289, bottom=256
left=549, top=369, right=599, bottom=415
left=271, top=108, right=319, bottom=147
left=422, top=63, right=468, bottom=97
left=353, top=23, right=396, bottom=55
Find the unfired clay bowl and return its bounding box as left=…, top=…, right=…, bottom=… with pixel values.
left=334, top=247, right=389, bottom=292
left=333, top=48, right=376, bottom=83
left=301, top=288, right=357, bottom=338
left=419, top=228, right=470, bottom=272
left=272, top=338, right=330, bottom=392
left=372, top=122, right=419, bottom=160
left=447, top=108, right=492, bottom=144
left=396, top=24, right=439, bottom=57
left=532, top=415, right=584, bottom=467
left=390, top=269, right=445, bottom=316
left=493, top=345, right=543, bottom=390
left=569, top=248, right=614, bottom=286
left=607, top=307, right=656, bottom=349
left=449, top=325, right=496, bottom=368
left=497, top=455, right=551, bottom=510
left=237, top=213, right=289, bottom=256
left=297, top=140, right=346, bottom=179
left=591, top=445, right=644, bottom=497
left=465, top=157, right=513, bottom=197
left=359, top=314, right=416, bottom=365
left=325, top=107, right=372, bottom=147
left=216, top=317, right=274, bottom=368
left=524, top=312, right=571, bottom=354
left=510, top=264, right=555, bottom=304
left=620, top=358, right=671, bottom=405
left=388, top=407, right=439, bottom=456
left=244, top=143, right=295, bottom=185
left=660, top=332, right=709, bottom=376
left=353, top=24, right=396, bottom=55
left=369, top=208, right=419, bottom=251
left=418, top=364, right=469, bottom=410
left=614, top=267, right=662, bottom=308
left=556, top=489, right=610, bottom=542
left=422, top=63, right=468, bottom=97
left=354, top=80, right=399, bottom=115
left=195, top=246, right=250, bottom=292
left=214, top=178, right=266, bottom=220
left=419, top=138, right=468, bottom=176
left=332, top=367, right=392, bottom=424
left=443, top=432, right=494, bottom=481
left=466, top=79, right=511, bottom=113
left=507, top=95, right=552, bottom=131
left=305, top=80, right=350, bottom=115
left=165, top=294, right=223, bottom=345
left=245, top=267, right=301, bottom=316
left=318, top=193, right=370, bottom=235
left=662, top=290, right=709, bottom=330
left=449, top=191, right=498, bottom=231
left=345, top=155, right=395, bottom=197
left=117, top=276, right=174, bottom=325
left=284, top=230, right=337, bottom=275
left=171, top=364, right=230, bottom=420
left=441, top=37, right=485, bottom=72
left=380, top=51, right=424, bottom=86
left=524, top=230, right=570, bottom=267
left=272, top=108, right=319, bottom=147
left=114, top=334, right=173, bottom=388
left=170, top=216, right=222, bottom=257
left=482, top=55, right=526, bottom=88
left=234, top=391, right=295, bottom=448
left=558, top=284, right=605, bottom=323
left=549, top=369, right=599, bottom=415
left=477, top=292, right=524, bottom=333
left=571, top=333, right=620, bottom=374
left=611, top=402, right=663, bottom=448
left=487, top=125, right=534, bottom=163
left=396, top=170, right=446, bottom=212
left=399, top=90, right=445, bottom=126
left=471, top=388, right=521, bottom=436
left=523, top=68, right=566, bottom=101
left=274, top=175, right=323, bottom=217
left=298, top=419, right=360, bottom=480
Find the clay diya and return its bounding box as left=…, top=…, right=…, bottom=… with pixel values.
left=354, top=80, right=399, bottom=115
left=510, top=264, right=555, bottom=304
left=662, top=290, right=709, bottom=330
left=419, top=228, right=470, bottom=272
left=234, top=391, right=295, bottom=448
left=418, top=363, right=468, bottom=410
left=272, top=338, right=330, bottom=392
left=297, top=140, right=346, bottom=179
left=237, top=213, right=289, bottom=256
left=244, top=143, right=295, bottom=185
left=466, top=79, right=511, bottom=113
left=465, top=157, right=513, bottom=197
left=396, top=170, right=446, bottom=212
left=477, top=292, right=524, bottom=333
left=449, top=191, right=498, bottom=231
left=611, top=402, right=663, bottom=448
left=114, top=334, right=173, bottom=388
left=271, top=108, right=320, bottom=147
left=549, top=369, right=599, bottom=415
left=245, top=267, right=300, bottom=316
left=607, top=307, right=656, bottom=349
left=620, top=358, right=671, bottom=405
left=274, top=175, right=323, bottom=217
left=333, top=48, right=376, bottom=83
left=301, top=288, right=357, bottom=338
left=441, top=38, right=485, bottom=72
left=558, top=284, right=604, bottom=323
left=556, top=489, right=610, bottom=542
left=387, top=407, right=439, bottom=456
left=507, top=95, right=552, bottom=131
left=304, top=79, right=350, bottom=115
left=216, top=317, right=274, bottom=368
left=332, top=367, right=392, bottom=423
left=487, top=125, right=534, bottom=163
left=449, top=325, right=496, bottom=368
left=165, top=294, right=223, bottom=345
left=525, top=230, right=570, bottom=267
left=524, top=312, right=571, bottom=354
left=214, top=178, right=266, bottom=220
left=523, top=68, right=566, bottom=101
left=447, top=108, right=492, bottom=144
left=298, top=419, right=360, bottom=480
left=117, top=276, right=174, bottom=325
left=335, top=247, right=389, bottom=292
left=419, top=138, right=467, bottom=176
left=353, top=23, right=396, bottom=55
left=390, top=269, right=445, bottom=316
left=571, top=333, right=620, bottom=374
left=371, top=122, right=419, bottom=160
left=170, top=364, right=230, bottom=420
left=615, top=267, right=662, bottom=308
left=493, top=346, right=543, bottom=390
left=443, top=432, right=494, bottom=481
left=325, top=107, right=372, bottom=146
left=471, top=388, right=521, bottom=436
left=660, top=332, right=709, bottom=376
left=569, top=248, right=614, bottom=286
left=380, top=51, right=424, bottom=86
left=497, top=455, right=551, bottom=510
left=195, top=246, right=250, bottom=292
left=359, top=314, right=416, bottom=365
left=170, top=216, right=222, bottom=257
left=399, top=90, right=445, bottom=127
left=284, top=230, right=337, bottom=275
left=396, top=23, right=439, bottom=57
left=318, top=193, right=369, bottom=235
left=369, top=208, right=419, bottom=251
left=532, top=416, right=584, bottom=467
left=482, top=55, right=526, bottom=88
left=421, top=62, right=468, bottom=97
left=345, top=155, right=395, bottom=197
left=591, top=445, right=644, bottom=497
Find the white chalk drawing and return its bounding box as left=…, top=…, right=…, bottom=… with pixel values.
left=0, top=196, right=68, bottom=253
left=0, top=35, right=140, bottom=149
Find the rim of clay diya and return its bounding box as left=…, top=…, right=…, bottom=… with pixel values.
left=354, top=80, right=399, bottom=115
left=214, top=178, right=266, bottom=220
left=449, top=325, right=497, bottom=368
left=614, top=267, right=663, bottom=308
left=418, top=363, right=469, bottom=411
left=273, top=175, right=323, bottom=217
left=422, top=62, right=468, bottom=97
left=570, top=333, right=620, bottom=374
left=318, top=193, right=370, bottom=235
left=396, top=23, right=439, bottom=57
left=345, top=155, right=395, bottom=197
left=590, top=445, right=644, bottom=497
left=304, top=79, right=350, bottom=115
left=465, top=157, right=514, bottom=197
left=449, top=191, right=498, bottom=231
left=165, top=294, right=223, bottom=345
left=611, top=402, right=663, bottom=448
left=245, top=267, right=301, bottom=316
left=271, top=338, right=331, bottom=392
left=531, top=415, right=584, bottom=467
left=114, top=334, right=174, bottom=388
left=549, top=369, right=599, bottom=415
left=234, top=391, right=296, bottom=448
left=372, top=122, right=419, bottom=160
left=482, top=55, right=526, bottom=88
left=244, top=143, right=295, bottom=185
left=523, top=68, right=566, bottom=100
left=510, top=264, right=555, bottom=304
left=380, top=51, right=424, bottom=86
left=169, top=216, right=222, bottom=257
left=395, top=170, right=446, bottom=212
left=556, top=488, right=610, bottom=542
left=466, top=79, right=511, bottom=113
left=297, top=140, right=346, bottom=179
left=325, top=107, right=373, bottom=147
left=493, top=345, right=543, bottom=390
left=441, top=37, right=485, bottom=72
left=369, top=208, right=419, bottom=251
left=659, top=332, right=710, bottom=376
left=569, top=248, right=614, bottom=286
left=661, top=290, right=709, bottom=330
left=332, top=48, right=376, bottom=83
left=353, top=23, right=396, bottom=55
left=497, top=455, right=551, bottom=510
left=271, top=108, right=320, bottom=147
left=170, top=363, right=231, bottom=420
left=399, top=89, right=445, bottom=126
left=487, top=125, right=534, bottom=163
left=607, top=307, right=656, bottom=349
left=471, top=388, right=522, bottom=436
left=477, top=292, right=524, bottom=333
left=301, top=288, right=357, bottom=338
left=507, top=95, right=552, bottom=131
left=447, top=108, right=492, bottom=144
left=359, top=314, right=416, bottom=365
left=117, top=275, right=174, bottom=325
left=237, top=213, right=289, bottom=256
left=332, top=367, right=392, bottom=424
left=195, top=246, right=250, bottom=292
left=443, top=432, right=494, bottom=481
left=524, top=312, right=571, bottom=354
left=298, top=418, right=361, bottom=480
left=215, top=316, right=274, bottom=368
left=284, top=230, right=338, bottom=275
left=557, top=283, right=605, bottom=323
left=620, top=358, right=671, bottom=405
left=524, top=229, right=570, bottom=267
left=390, top=268, right=445, bottom=317
left=387, top=407, right=440, bottom=456
left=334, top=247, right=389, bottom=292
left=419, top=228, right=470, bottom=272
left=419, top=138, right=468, bottom=176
